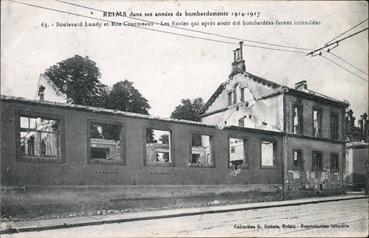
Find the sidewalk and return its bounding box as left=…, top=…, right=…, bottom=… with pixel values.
left=1, top=194, right=367, bottom=234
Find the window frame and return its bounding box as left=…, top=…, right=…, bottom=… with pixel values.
left=227, top=135, right=249, bottom=169
left=291, top=104, right=303, bottom=135
left=144, top=125, right=175, bottom=167
left=260, top=138, right=278, bottom=168
left=16, top=111, right=65, bottom=163
left=330, top=152, right=339, bottom=172
left=87, top=119, right=126, bottom=165
left=292, top=149, right=303, bottom=171
left=188, top=130, right=215, bottom=168
left=312, top=106, right=323, bottom=138
left=312, top=151, right=323, bottom=171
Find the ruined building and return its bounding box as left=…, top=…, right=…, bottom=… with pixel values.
left=0, top=43, right=353, bottom=199
left=345, top=110, right=368, bottom=190
left=201, top=42, right=349, bottom=197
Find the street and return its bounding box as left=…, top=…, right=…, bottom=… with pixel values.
left=3, top=198, right=368, bottom=237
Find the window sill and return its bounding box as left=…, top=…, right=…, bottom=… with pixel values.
left=89, top=159, right=125, bottom=165
left=145, top=162, right=175, bottom=167
left=228, top=165, right=249, bottom=169
left=18, top=156, right=63, bottom=163
left=261, top=165, right=278, bottom=169
left=188, top=163, right=215, bottom=168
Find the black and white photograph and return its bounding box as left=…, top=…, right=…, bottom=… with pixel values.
left=0, top=0, right=368, bottom=237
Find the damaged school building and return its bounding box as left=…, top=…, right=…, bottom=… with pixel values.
left=1, top=42, right=355, bottom=203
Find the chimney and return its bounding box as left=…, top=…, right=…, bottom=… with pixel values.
left=231, top=41, right=246, bottom=73
left=38, top=85, right=45, bottom=101
left=295, top=80, right=307, bottom=91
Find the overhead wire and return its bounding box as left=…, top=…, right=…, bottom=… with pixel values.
left=54, top=0, right=369, bottom=82
left=326, top=18, right=368, bottom=44
left=307, top=27, right=368, bottom=56
left=11, top=0, right=367, bottom=83
left=328, top=52, right=368, bottom=75
left=320, top=55, right=368, bottom=82
left=55, top=0, right=313, bottom=51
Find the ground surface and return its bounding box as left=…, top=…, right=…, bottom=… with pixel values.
left=2, top=198, right=368, bottom=237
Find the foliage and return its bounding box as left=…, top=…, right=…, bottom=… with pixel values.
left=45, top=56, right=153, bottom=140
left=44, top=55, right=108, bottom=107
left=170, top=97, right=204, bottom=122
left=104, top=80, right=151, bottom=115
left=44, top=55, right=151, bottom=115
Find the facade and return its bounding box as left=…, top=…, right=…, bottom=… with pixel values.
left=0, top=96, right=284, bottom=189
left=201, top=42, right=349, bottom=197
left=345, top=110, right=369, bottom=191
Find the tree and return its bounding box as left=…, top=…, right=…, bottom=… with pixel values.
left=170, top=97, right=204, bottom=122
left=44, top=55, right=108, bottom=107
left=105, top=80, right=151, bottom=115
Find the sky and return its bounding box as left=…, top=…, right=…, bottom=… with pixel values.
left=1, top=0, right=368, bottom=120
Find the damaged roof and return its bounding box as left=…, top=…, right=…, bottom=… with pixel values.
left=200, top=71, right=349, bottom=115
left=0, top=95, right=216, bottom=128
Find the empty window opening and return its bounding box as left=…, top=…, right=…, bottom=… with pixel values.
left=312, top=151, right=323, bottom=171
left=233, top=84, right=238, bottom=104
left=90, top=122, right=122, bottom=163
left=313, top=109, right=322, bottom=137
left=240, top=87, right=245, bottom=102
left=293, top=150, right=303, bottom=170
left=331, top=113, right=339, bottom=140
left=228, top=92, right=233, bottom=106
left=292, top=105, right=303, bottom=134
left=146, top=129, right=172, bottom=164
left=238, top=118, right=244, bottom=127
left=20, top=116, right=60, bottom=158
left=229, top=138, right=247, bottom=169
left=191, top=134, right=213, bottom=166
left=261, top=140, right=277, bottom=167
left=330, top=153, right=339, bottom=171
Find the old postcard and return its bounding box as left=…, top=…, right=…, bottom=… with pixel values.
left=1, top=0, right=368, bottom=237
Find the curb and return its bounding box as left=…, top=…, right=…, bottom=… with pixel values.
left=1, top=195, right=367, bottom=234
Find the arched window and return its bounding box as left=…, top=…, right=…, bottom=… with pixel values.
left=233, top=84, right=239, bottom=104
left=233, top=84, right=238, bottom=103
left=228, top=92, right=233, bottom=106
left=240, top=87, right=245, bottom=102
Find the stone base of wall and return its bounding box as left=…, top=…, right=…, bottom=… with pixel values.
left=286, top=188, right=345, bottom=200
left=1, top=184, right=282, bottom=220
